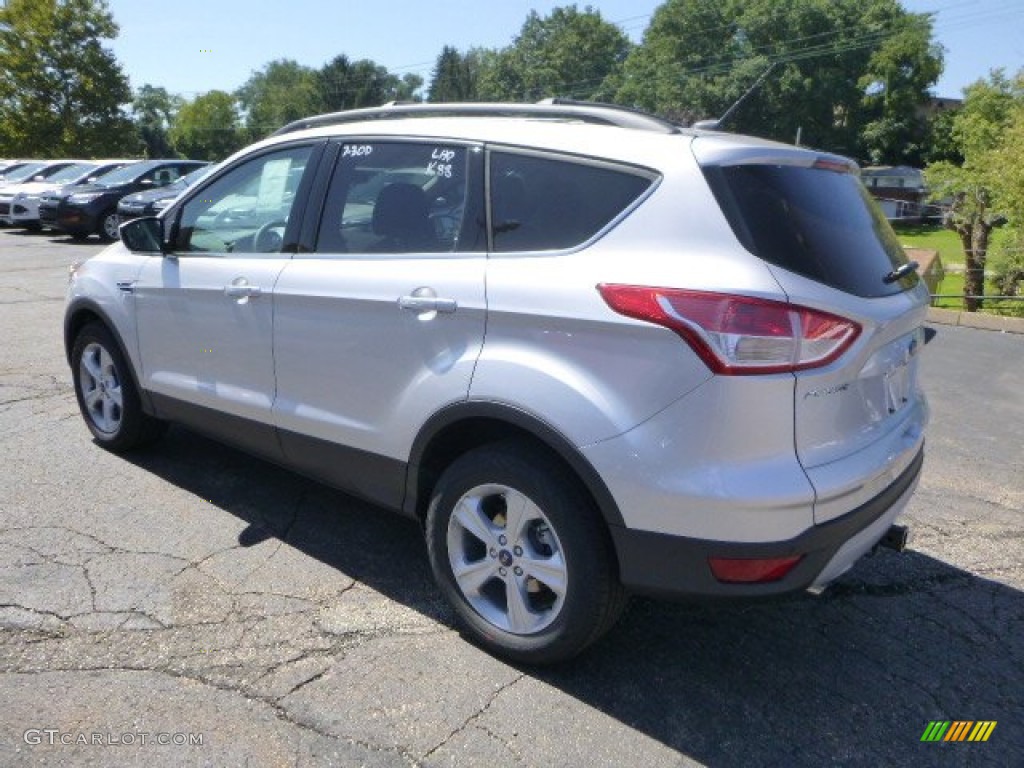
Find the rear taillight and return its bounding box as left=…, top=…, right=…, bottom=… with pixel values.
left=597, top=285, right=861, bottom=375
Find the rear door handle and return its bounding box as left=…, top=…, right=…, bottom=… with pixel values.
left=398, top=294, right=457, bottom=314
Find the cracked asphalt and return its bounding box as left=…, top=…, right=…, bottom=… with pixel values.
left=0, top=228, right=1021, bottom=767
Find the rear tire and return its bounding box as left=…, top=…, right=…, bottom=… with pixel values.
left=71, top=322, right=166, bottom=452
left=425, top=440, right=626, bottom=664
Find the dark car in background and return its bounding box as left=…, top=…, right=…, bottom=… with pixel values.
left=53, top=159, right=206, bottom=240
left=117, top=164, right=212, bottom=224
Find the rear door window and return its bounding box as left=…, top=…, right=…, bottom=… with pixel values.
left=314, top=142, right=472, bottom=255
left=703, top=164, right=919, bottom=298
left=489, top=152, right=654, bottom=252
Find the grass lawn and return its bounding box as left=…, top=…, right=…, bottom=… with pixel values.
left=892, top=223, right=964, bottom=268
left=891, top=224, right=1021, bottom=314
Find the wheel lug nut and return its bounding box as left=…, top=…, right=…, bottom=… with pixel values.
left=514, top=566, right=523, bottom=577
left=489, top=548, right=497, bottom=558
left=498, top=535, right=507, bottom=546
left=513, top=546, right=523, bottom=557
left=499, top=567, right=507, bottom=577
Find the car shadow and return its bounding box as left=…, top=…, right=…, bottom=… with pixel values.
left=120, top=426, right=1022, bottom=766
left=2, top=227, right=51, bottom=236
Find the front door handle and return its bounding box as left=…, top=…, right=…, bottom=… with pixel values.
left=224, top=281, right=262, bottom=299
left=399, top=288, right=457, bottom=314
left=399, top=295, right=457, bottom=313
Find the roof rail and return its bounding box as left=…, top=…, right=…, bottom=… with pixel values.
left=270, top=99, right=683, bottom=137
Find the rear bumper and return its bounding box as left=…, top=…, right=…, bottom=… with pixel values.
left=611, top=446, right=924, bottom=598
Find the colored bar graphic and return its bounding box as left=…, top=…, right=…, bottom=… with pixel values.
left=945, top=721, right=973, bottom=741
left=921, top=721, right=950, bottom=742
left=921, top=720, right=996, bottom=742
left=968, top=722, right=997, bottom=742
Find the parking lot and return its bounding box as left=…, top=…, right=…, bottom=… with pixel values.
left=0, top=227, right=1021, bottom=767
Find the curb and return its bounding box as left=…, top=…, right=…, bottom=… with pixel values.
left=927, top=307, right=1024, bottom=335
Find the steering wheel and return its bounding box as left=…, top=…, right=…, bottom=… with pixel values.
left=253, top=219, right=287, bottom=252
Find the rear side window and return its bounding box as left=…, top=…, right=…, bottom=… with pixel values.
left=489, top=152, right=653, bottom=252
left=704, top=164, right=918, bottom=298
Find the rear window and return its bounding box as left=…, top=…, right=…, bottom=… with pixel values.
left=704, top=164, right=918, bottom=298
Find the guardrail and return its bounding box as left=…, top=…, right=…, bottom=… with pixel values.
left=930, top=294, right=1024, bottom=318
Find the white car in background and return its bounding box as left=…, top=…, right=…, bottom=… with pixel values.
left=0, top=160, right=87, bottom=226
left=0, top=160, right=137, bottom=229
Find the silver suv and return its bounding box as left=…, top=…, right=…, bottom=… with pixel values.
left=64, top=102, right=929, bottom=663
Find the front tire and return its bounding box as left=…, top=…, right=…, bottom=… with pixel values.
left=426, top=441, right=626, bottom=664
left=71, top=323, right=166, bottom=451
left=98, top=210, right=120, bottom=241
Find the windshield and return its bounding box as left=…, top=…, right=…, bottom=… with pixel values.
left=163, top=166, right=208, bottom=192
left=48, top=163, right=98, bottom=183
left=181, top=165, right=211, bottom=185
left=3, top=163, right=47, bottom=182
left=95, top=162, right=155, bottom=186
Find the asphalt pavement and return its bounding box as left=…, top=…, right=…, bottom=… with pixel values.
left=0, top=228, right=1021, bottom=767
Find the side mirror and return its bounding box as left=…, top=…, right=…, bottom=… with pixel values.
left=120, top=216, right=165, bottom=253
left=140, top=178, right=154, bottom=186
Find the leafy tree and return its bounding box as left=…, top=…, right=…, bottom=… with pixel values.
left=237, top=59, right=321, bottom=140
left=396, top=73, right=425, bottom=103
left=168, top=91, right=245, bottom=162
left=615, top=0, right=941, bottom=160
left=0, top=0, right=138, bottom=156
left=132, top=85, right=184, bottom=158
left=923, top=106, right=963, bottom=166
left=475, top=5, right=631, bottom=101
left=926, top=70, right=1023, bottom=310
left=429, top=46, right=480, bottom=102
left=858, top=12, right=943, bottom=165
left=983, top=87, right=1024, bottom=299
left=317, top=55, right=421, bottom=112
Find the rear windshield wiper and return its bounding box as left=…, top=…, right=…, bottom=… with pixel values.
left=884, top=261, right=919, bottom=284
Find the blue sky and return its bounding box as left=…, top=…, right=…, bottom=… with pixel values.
left=104, top=0, right=1021, bottom=100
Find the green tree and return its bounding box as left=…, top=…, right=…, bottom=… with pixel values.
left=317, top=55, right=421, bottom=112
left=132, top=84, right=184, bottom=158
left=923, top=106, right=963, bottom=165
left=858, top=12, right=943, bottom=165
left=0, top=0, right=138, bottom=156
left=926, top=70, right=1023, bottom=310
left=982, top=86, right=1024, bottom=299
left=428, top=46, right=480, bottom=102
left=476, top=5, right=631, bottom=101
left=237, top=59, right=322, bottom=139
left=168, top=91, right=245, bottom=161
left=616, top=0, right=941, bottom=159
